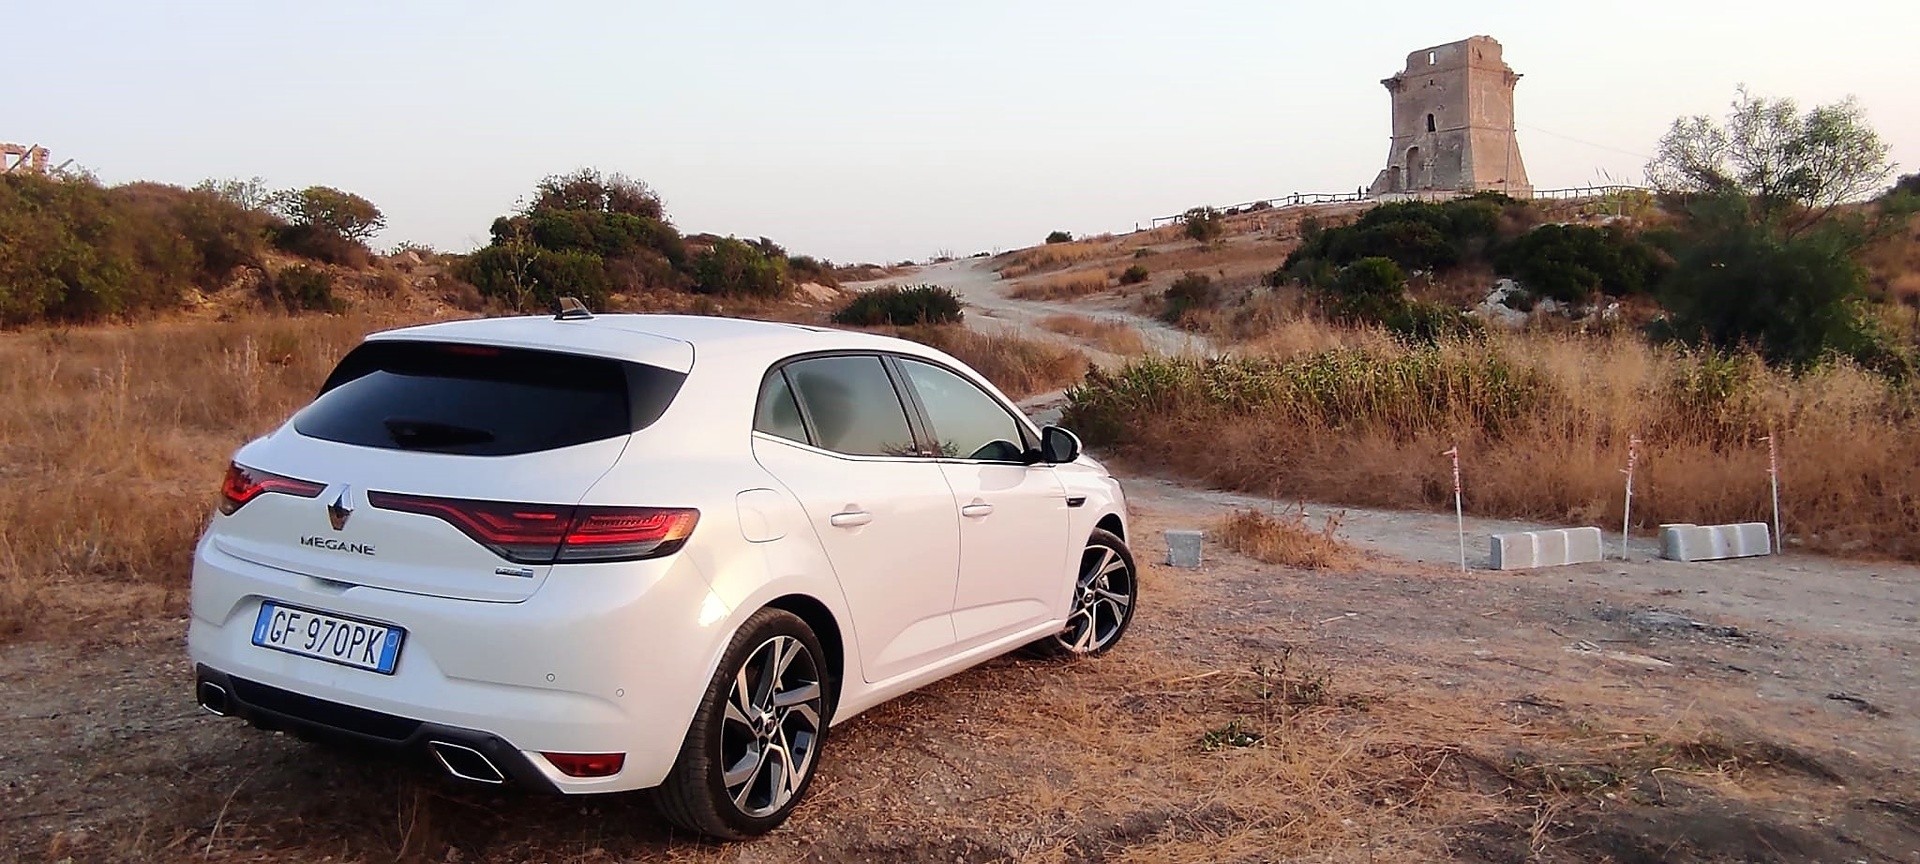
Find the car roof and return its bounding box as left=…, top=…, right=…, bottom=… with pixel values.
left=366, top=314, right=947, bottom=374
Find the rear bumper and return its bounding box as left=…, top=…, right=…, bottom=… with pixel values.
left=187, top=534, right=736, bottom=793
left=195, top=664, right=560, bottom=792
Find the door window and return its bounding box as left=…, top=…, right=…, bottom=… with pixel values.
left=784, top=356, right=918, bottom=457
left=898, top=359, right=1027, bottom=462
left=753, top=370, right=810, bottom=444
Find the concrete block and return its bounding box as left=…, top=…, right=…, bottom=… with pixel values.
left=1164, top=530, right=1203, bottom=568
left=1660, top=523, right=1771, bottom=562
left=1489, top=527, right=1604, bottom=570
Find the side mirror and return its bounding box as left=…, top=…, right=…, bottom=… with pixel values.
left=1039, top=425, right=1082, bottom=464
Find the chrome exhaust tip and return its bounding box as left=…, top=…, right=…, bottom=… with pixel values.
left=427, top=741, right=506, bottom=784
left=197, top=681, right=230, bottom=716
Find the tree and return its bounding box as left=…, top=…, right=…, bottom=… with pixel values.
left=1045, top=230, right=1073, bottom=244
left=271, top=186, right=386, bottom=241
left=1646, top=87, right=1895, bottom=230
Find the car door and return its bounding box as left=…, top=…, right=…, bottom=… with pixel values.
left=892, top=357, right=1070, bottom=649
left=749, top=354, right=961, bottom=684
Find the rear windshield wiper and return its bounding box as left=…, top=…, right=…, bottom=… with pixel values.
left=382, top=418, right=496, bottom=449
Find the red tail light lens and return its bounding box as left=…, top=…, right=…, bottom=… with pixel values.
left=367, top=492, right=697, bottom=564
left=219, top=463, right=326, bottom=515
left=541, top=751, right=625, bottom=777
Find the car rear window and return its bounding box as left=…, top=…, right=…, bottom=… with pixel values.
left=293, top=340, right=685, bottom=456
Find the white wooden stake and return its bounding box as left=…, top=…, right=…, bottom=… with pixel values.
left=1620, top=434, right=1640, bottom=561
left=1444, top=445, right=1464, bottom=572
left=1764, top=432, right=1782, bottom=554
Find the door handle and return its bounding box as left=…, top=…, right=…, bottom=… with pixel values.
left=960, top=502, right=994, bottom=518
left=828, top=510, right=873, bottom=528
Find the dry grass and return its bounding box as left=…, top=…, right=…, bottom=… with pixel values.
left=1009, top=270, right=1110, bottom=301
left=1213, top=507, right=1357, bottom=569
left=995, top=240, right=1125, bottom=280
left=1039, top=314, right=1149, bottom=356
left=890, top=324, right=1089, bottom=399
left=1068, top=333, right=1920, bottom=560
left=0, top=312, right=426, bottom=639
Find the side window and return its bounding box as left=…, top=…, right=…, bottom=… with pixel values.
left=898, top=359, right=1027, bottom=462
left=753, top=369, right=809, bottom=444
left=784, top=356, right=918, bottom=457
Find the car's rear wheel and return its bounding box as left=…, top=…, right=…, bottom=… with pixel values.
left=1043, top=528, right=1137, bottom=656
left=655, top=608, right=830, bottom=839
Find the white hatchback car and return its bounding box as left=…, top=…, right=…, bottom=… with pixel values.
left=189, top=310, right=1135, bottom=838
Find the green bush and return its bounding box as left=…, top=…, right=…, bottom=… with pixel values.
left=692, top=238, right=789, bottom=298
left=269, top=186, right=385, bottom=242
left=262, top=265, right=339, bottom=313
left=1160, top=272, right=1216, bottom=324
left=832, top=284, right=963, bottom=326
left=1493, top=224, right=1665, bottom=303
left=1046, top=230, right=1074, bottom=244
left=1119, top=264, right=1150, bottom=285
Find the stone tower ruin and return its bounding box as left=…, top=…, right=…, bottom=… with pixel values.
left=1367, top=36, right=1530, bottom=197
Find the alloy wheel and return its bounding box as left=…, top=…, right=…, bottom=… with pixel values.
left=718, top=635, right=823, bottom=818
left=1055, top=542, right=1135, bottom=654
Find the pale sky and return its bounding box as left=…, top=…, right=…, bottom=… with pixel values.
left=8, top=1, right=1918, bottom=263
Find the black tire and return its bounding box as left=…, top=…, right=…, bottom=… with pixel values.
left=1037, top=528, right=1137, bottom=657
left=654, top=608, right=832, bottom=839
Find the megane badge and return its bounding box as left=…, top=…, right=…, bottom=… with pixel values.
left=327, top=487, right=354, bottom=531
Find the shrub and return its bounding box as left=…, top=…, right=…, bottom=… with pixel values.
left=1160, top=272, right=1216, bottom=324
left=1493, top=224, right=1665, bottom=303
left=787, top=254, right=836, bottom=286
left=460, top=246, right=610, bottom=310
left=693, top=237, right=789, bottom=298
left=271, top=223, right=371, bottom=268
left=1183, top=207, right=1224, bottom=242
left=1119, top=264, right=1150, bottom=285
left=261, top=265, right=338, bottom=312
left=1657, top=198, right=1883, bottom=369
left=0, top=173, right=276, bottom=325
left=1046, top=230, right=1074, bottom=244
left=1285, top=196, right=1517, bottom=275
left=832, top=284, right=963, bottom=326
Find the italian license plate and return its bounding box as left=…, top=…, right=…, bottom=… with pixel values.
left=251, top=601, right=404, bottom=674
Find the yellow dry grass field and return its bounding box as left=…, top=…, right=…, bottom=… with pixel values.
left=1038, top=314, right=1149, bottom=356
left=1009, top=271, right=1110, bottom=302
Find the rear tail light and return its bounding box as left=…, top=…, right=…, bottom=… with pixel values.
left=541, top=751, right=626, bottom=778
left=367, top=492, right=697, bottom=564
left=218, top=463, right=326, bottom=515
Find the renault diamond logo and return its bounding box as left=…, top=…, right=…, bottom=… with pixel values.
left=327, top=487, right=354, bottom=531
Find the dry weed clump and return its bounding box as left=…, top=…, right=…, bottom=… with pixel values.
left=1066, top=334, right=1920, bottom=560
left=1040, top=314, right=1149, bottom=356
left=1010, top=271, right=1110, bottom=301
left=1213, top=507, right=1356, bottom=570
